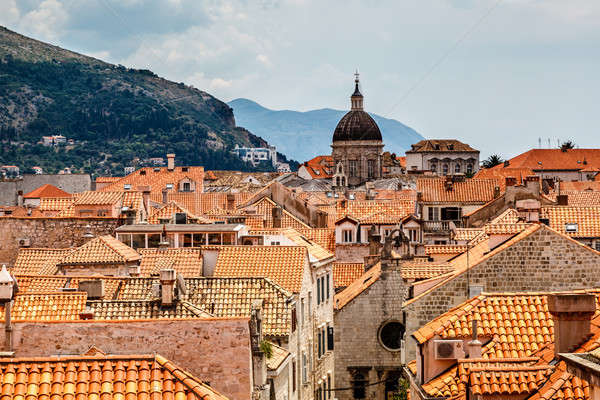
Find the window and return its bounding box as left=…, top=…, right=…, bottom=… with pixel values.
left=349, top=160, right=358, bottom=177
left=441, top=207, right=461, bottom=221
left=327, top=325, right=334, bottom=351
left=271, top=241, right=281, bottom=245
left=308, top=292, right=312, bottom=314
left=318, top=331, right=322, bottom=357
left=442, top=164, right=449, bottom=175
left=302, top=353, right=308, bottom=384
left=378, top=321, right=405, bottom=351
left=301, top=298, right=305, bottom=325
left=193, top=233, right=206, bottom=246
left=467, top=163, right=473, bottom=174
left=182, top=182, right=191, bottom=192
left=367, top=159, right=375, bottom=178
left=291, top=308, right=297, bottom=332
left=292, top=359, right=297, bottom=392
left=124, top=184, right=131, bottom=190
left=409, top=229, right=417, bottom=242
left=343, top=229, right=354, bottom=243
left=320, top=276, right=325, bottom=304
left=182, top=233, right=193, bottom=247
left=455, top=163, right=461, bottom=173
left=595, top=242, right=600, bottom=252
left=317, top=279, right=321, bottom=305
left=326, top=274, right=330, bottom=300
left=327, top=375, right=331, bottom=400
left=427, top=207, right=439, bottom=221
left=430, top=163, right=437, bottom=173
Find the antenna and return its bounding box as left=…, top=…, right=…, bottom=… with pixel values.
left=354, top=69, right=360, bottom=82
left=547, top=138, right=551, bottom=148
left=538, top=138, right=541, bottom=149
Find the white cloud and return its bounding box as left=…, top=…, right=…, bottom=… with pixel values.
left=18, top=0, right=68, bottom=42
left=256, top=54, right=272, bottom=68
left=0, top=0, right=20, bottom=26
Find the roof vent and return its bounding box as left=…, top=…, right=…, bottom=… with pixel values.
left=124, top=184, right=131, bottom=190
left=565, top=223, right=578, bottom=233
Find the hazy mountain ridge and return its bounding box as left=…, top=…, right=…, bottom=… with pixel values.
left=228, top=98, right=425, bottom=161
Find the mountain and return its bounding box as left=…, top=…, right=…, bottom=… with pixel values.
left=228, top=98, right=425, bottom=162
left=0, top=26, right=286, bottom=175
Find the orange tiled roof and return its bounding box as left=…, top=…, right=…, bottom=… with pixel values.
left=558, top=181, right=600, bottom=192
left=491, top=149, right=600, bottom=172
left=99, top=166, right=205, bottom=195
left=13, top=275, right=69, bottom=292
left=73, top=191, right=123, bottom=205
left=301, top=155, right=334, bottom=179
left=453, top=228, right=484, bottom=242
left=0, top=354, right=228, bottom=400
left=59, top=235, right=140, bottom=265
left=95, top=176, right=121, bottom=183
left=425, top=245, right=468, bottom=255
left=139, top=248, right=203, bottom=277
left=214, top=246, right=307, bottom=293
left=118, top=277, right=292, bottom=337
left=39, top=197, right=74, bottom=212
left=483, top=223, right=532, bottom=236
left=401, top=261, right=455, bottom=280
left=333, top=263, right=364, bottom=289
left=266, top=342, right=291, bottom=371
left=87, top=299, right=211, bottom=319
left=245, top=197, right=311, bottom=230
left=528, top=361, right=590, bottom=400
left=337, top=200, right=415, bottom=224
left=543, top=206, right=600, bottom=238
left=147, top=201, right=210, bottom=224
left=417, top=178, right=498, bottom=203
left=335, top=263, right=382, bottom=309
left=474, top=167, right=535, bottom=190
left=548, top=191, right=600, bottom=207
left=23, top=184, right=71, bottom=199
left=0, top=292, right=86, bottom=321
left=12, top=248, right=73, bottom=275
left=298, top=228, right=335, bottom=253
left=490, top=208, right=522, bottom=224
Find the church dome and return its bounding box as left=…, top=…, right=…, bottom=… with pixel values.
left=333, top=110, right=382, bottom=142
left=332, top=73, right=382, bottom=142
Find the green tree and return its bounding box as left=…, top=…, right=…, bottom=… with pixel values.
left=560, top=140, right=575, bottom=152
left=482, top=154, right=504, bottom=169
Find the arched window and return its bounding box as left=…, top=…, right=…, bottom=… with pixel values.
left=466, top=163, right=473, bottom=174
left=442, top=164, right=449, bottom=175
left=336, top=177, right=340, bottom=186
left=378, top=321, right=405, bottom=351
left=430, top=164, right=437, bottom=173
left=455, top=163, right=461, bottom=173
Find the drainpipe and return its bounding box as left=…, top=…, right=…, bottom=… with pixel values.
left=4, top=300, right=12, bottom=352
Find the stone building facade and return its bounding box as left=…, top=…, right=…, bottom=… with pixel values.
left=403, top=224, right=600, bottom=360
left=331, top=75, right=384, bottom=188
left=334, top=256, right=408, bottom=400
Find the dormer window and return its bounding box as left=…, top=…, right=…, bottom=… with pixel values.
left=565, top=223, right=578, bottom=233
left=182, top=182, right=191, bottom=192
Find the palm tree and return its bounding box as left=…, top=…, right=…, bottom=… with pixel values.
left=560, top=140, right=575, bottom=152
left=482, top=154, right=504, bottom=169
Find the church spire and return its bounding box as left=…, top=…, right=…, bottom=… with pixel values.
left=350, top=70, right=364, bottom=111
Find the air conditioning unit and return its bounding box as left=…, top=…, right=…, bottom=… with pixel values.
left=434, top=339, right=465, bottom=360
left=17, top=238, right=31, bottom=247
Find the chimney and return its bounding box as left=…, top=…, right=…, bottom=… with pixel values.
left=493, top=186, right=501, bottom=198
left=16, top=191, right=23, bottom=207
left=78, top=280, right=104, bottom=300
left=159, top=269, right=176, bottom=306
left=162, top=188, right=168, bottom=204
left=272, top=207, right=283, bottom=228
left=503, top=160, right=510, bottom=167
left=79, top=307, right=95, bottom=320
left=548, top=293, right=596, bottom=356
left=166, top=154, right=175, bottom=171
left=226, top=193, right=235, bottom=210
left=466, top=320, right=482, bottom=358
left=505, top=176, right=517, bottom=187
left=557, top=194, right=569, bottom=206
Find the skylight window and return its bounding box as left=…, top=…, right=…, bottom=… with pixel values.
left=123, top=184, right=131, bottom=190
left=565, top=223, right=578, bottom=233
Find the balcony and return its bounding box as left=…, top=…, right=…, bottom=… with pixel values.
left=423, top=220, right=462, bottom=233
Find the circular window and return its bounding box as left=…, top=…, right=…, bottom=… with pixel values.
left=378, top=321, right=405, bottom=351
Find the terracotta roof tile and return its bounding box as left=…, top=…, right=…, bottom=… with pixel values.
left=266, top=342, right=290, bottom=371
left=99, top=166, right=205, bottom=195
left=301, top=156, right=334, bottom=179
left=297, top=228, right=335, bottom=253
left=425, top=245, right=468, bottom=255
left=117, top=276, right=291, bottom=336
left=249, top=228, right=333, bottom=262
left=335, top=263, right=382, bottom=309
left=336, top=200, right=415, bottom=224
left=0, top=292, right=87, bottom=321
left=87, top=299, right=211, bottom=319
left=408, top=140, right=478, bottom=153
left=417, top=178, right=498, bottom=203
left=491, top=149, right=600, bottom=172
left=544, top=207, right=600, bottom=238
left=214, top=246, right=307, bottom=293
left=401, top=261, right=455, bottom=279
left=38, top=197, right=74, bottom=212
left=548, top=191, right=600, bottom=207
left=73, top=191, right=123, bottom=205
left=147, top=201, right=210, bottom=224
left=12, top=248, right=72, bottom=275
left=333, top=263, right=364, bottom=289
left=59, top=236, right=140, bottom=265
left=452, top=228, right=484, bottom=242
left=0, top=354, right=228, bottom=400
left=483, top=223, right=532, bottom=236
left=490, top=208, right=522, bottom=224
left=23, top=184, right=71, bottom=199
left=138, top=248, right=203, bottom=277
left=527, top=361, right=590, bottom=400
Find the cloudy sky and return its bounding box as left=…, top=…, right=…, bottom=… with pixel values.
left=2, top=0, right=600, bottom=158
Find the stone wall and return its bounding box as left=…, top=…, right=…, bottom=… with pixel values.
left=334, top=262, right=407, bottom=400
left=6, top=318, right=252, bottom=400
left=0, top=217, right=120, bottom=265
left=335, top=243, right=369, bottom=263
left=403, top=226, right=600, bottom=360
